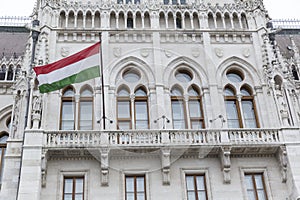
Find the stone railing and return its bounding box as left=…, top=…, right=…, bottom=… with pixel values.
left=228, top=129, right=280, bottom=144
left=43, top=129, right=282, bottom=148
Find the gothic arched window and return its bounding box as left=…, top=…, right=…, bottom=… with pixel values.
left=224, top=70, right=259, bottom=128
left=188, top=86, right=204, bottom=129
left=171, top=87, right=186, bottom=129
left=117, top=88, right=131, bottom=130
left=79, top=88, right=93, bottom=130
left=60, top=87, right=75, bottom=130
left=134, top=87, right=149, bottom=129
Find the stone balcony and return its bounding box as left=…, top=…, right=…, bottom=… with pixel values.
left=43, top=128, right=282, bottom=153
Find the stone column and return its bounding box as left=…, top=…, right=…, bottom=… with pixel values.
left=17, top=130, right=43, bottom=200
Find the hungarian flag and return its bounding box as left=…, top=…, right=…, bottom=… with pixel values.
left=34, top=42, right=100, bottom=93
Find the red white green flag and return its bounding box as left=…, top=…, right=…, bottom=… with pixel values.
left=34, top=42, right=100, bottom=93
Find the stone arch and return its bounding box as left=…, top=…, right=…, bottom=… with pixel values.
left=216, top=56, right=261, bottom=87
left=108, top=56, right=155, bottom=88
left=164, top=57, right=209, bottom=88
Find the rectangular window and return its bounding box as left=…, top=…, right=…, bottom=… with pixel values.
left=244, top=173, right=268, bottom=200
left=61, top=101, right=75, bottom=130
left=118, top=100, right=131, bottom=130
left=225, top=100, right=240, bottom=128
left=186, top=174, right=208, bottom=200
left=125, top=175, right=146, bottom=200
left=63, top=177, right=84, bottom=200
left=172, top=100, right=186, bottom=129
left=242, top=100, right=257, bottom=128
left=135, top=101, right=149, bottom=129
left=189, top=99, right=204, bottom=129
left=79, top=101, right=93, bottom=130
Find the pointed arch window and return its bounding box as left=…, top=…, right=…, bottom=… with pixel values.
left=188, top=86, right=204, bottom=129
left=117, top=88, right=131, bottom=130
left=224, top=86, right=259, bottom=128
left=224, top=86, right=241, bottom=128
left=134, top=88, right=149, bottom=129
left=79, top=88, right=93, bottom=130
left=171, top=87, right=186, bottom=129
left=240, top=87, right=258, bottom=128
left=0, top=134, right=8, bottom=185
left=60, top=88, right=75, bottom=130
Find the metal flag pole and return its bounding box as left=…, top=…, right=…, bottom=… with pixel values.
left=99, top=33, right=106, bottom=130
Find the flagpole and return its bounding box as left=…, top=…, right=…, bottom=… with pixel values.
left=99, top=33, right=106, bottom=130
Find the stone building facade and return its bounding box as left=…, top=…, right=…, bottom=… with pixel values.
left=0, top=0, right=300, bottom=199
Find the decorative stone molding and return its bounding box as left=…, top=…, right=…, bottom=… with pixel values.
left=100, top=147, right=110, bottom=186
left=41, top=150, right=48, bottom=187
left=219, top=146, right=231, bottom=184
left=277, top=146, right=288, bottom=183
left=161, top=148, right=171, bottom=185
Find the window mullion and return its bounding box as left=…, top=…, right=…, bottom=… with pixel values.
left=194, top=175, right=199, bottom=200
left=236, top=95, right=244, bottom=128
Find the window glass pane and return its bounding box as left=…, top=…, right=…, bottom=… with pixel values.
left=64, top=179, right=73, bottom=193
left=254, top=175, right=264, bottom=189
left=171, top=88, right=183, bottom=96
left=137, top=193, right=145, bottom=200
left=61, top=101, right=75, bottom=130
left=175, top=70, right=192, bottom=82
left=118, top=101, right=130, bottom=118
left=242, top=101, right=257, bottom=128
left=226, top=73, right=243, bottom=82
left=118, top=122, right=131, bottom=130
left=198, top=191, right=207, bottom=200
left=75, top=194, right=83, bottom=200
left=126, top=193, right=134, bottom=200
left=118, top=89, right=130, bottom=96
left=244, top=175, right=254, bottom=190
left=186, top=176, right=194, bottom=190
left=189, top=100, right=202, bottom=118
left=123, top=70, right=140, bottom=82
left=191, top=121, right=203, bottom=129
left=75, top=178, right=84, bottom=193
left=80, top=101, right=93, bottom=130
left=0, top=135, right=8, bottom=144
left=188, top=88, right=199, bottom=96
left=135, top=102, right=148, bottom=120
left=81, top=89, right=92, bottom=97
left=196, top=176, right=205, bottom=190
left=135, top=89, right=146, bottom=96
left=126, top=177, right=134, bottom=192
left=241, top=88, right=251, bottom=96
left=187, top=192, right=196, bottom=200
left=257, top=190, right=267, bottom=200
left=63, top=89, right=75, bottom=97
left=224, top=88, right=235, bottom=96
left=64, top=194, right=72, bottom=200
left=247, top=191, right=256, bottom=200
left=136, top=177, right=145, bottom=192
left=225, top=100, right=240, bottom=128
left=172, top=100, right=186, bottom=129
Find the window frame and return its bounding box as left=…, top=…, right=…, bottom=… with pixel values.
left=60, top=88, right=76, bottom=130
left=188, top=94, right=205, bottom=129
left=125, top=174, right=147, bottom=200
left=134, top=95, right=149, bottom=129
left=78, top=89, right=94, bottom=130
left=117, top=96, right=132, bottom=130
left=171, top=95, right=187, bottom=129
left=63, top=176, right=85, bottom=200
left=240, top=168, right=272, bottom=200
left=185, top=174, right=208, bottom=200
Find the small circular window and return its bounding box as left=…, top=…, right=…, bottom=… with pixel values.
left=123, top=69, right=141, bottom=83
left=175, top=69, right=193, bottom=82
left=226, top=70, right=244, bottom=83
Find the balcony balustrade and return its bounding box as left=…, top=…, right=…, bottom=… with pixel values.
left=43, top=129, right=282, bottom=149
